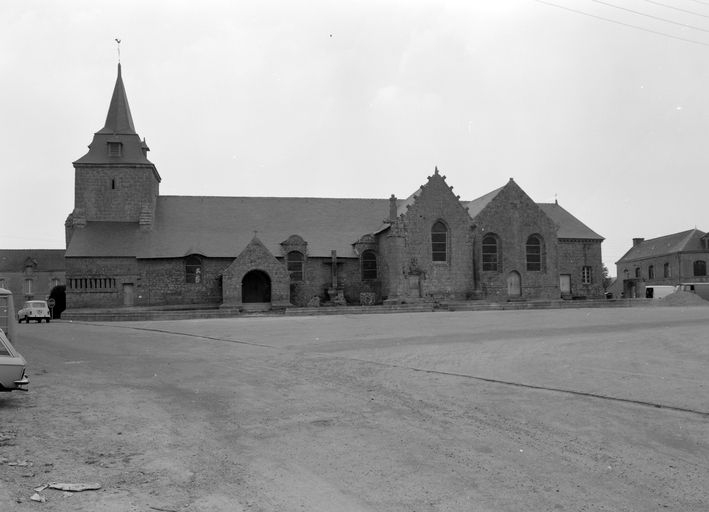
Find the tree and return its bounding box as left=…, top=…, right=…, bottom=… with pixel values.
left=602, top=265, right=613, bottom=291
left=49, top=285, right=66, bottom=319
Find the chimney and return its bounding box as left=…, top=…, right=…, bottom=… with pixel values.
left=633, top=238, right=644, bottom=247
left=389, top=194, right=397, bottom=221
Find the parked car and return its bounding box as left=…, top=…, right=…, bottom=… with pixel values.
left=0, top=328, right=29, bottom=392
left=18, top=300, right=51, bottom=323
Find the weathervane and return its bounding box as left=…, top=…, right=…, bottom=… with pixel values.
left=115, top=38, right=121, bottom=63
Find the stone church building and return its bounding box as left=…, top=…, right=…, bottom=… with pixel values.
left=65, top=65, right=605, bottom=310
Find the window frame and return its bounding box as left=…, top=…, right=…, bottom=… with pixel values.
left=361, top=250, right=378, bottom=281
left=185, top=255, right=203, bottom=284
left=108, top=141, right=122, bottom=157
left=663, top=263, right=670, bottom=278
left=526, top=235, right=542, bottom=272
left=482, top=234, right=500, bottom=272
left=581, top=266, right=593, bottom=285
left=431, top=220, right=449, bottom=263
left=287, top=251, right=304, bottom=282
left=648, top=265, right=655, bottom=280
left=693, top=260, right=707, bottom=277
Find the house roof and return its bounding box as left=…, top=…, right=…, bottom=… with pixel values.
left=66, top=196, right=392, bottom=259
left=460, top=186, right=504, bottom=218
left=537, top=202, right=604, bottom=240
left=0, top=250, right=66, bottom=272
left=616, top=228, right=707, bottom=263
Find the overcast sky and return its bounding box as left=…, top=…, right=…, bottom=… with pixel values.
left=2, top=1, right=709, bottom=276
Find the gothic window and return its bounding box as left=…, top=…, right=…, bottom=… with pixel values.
left=648, top=265, right=655, bottom=280
left=582, top=266, right=592, bottom=284
left=361, top=250, right=378, bottom=280
left=482, top=235, right=499, bottom=272
left=287, top=251, right=304, bottom=281
left=431, top=221, right=448, bottom=262
left=694, top=260, right=707, bottom=277
left=185, top=255, right=202, bottom=284
left=526, top=235, right=542, bottom=272
left=663, top=263, right=670, bottom=278
left=635, top=267, right=641, bottom=278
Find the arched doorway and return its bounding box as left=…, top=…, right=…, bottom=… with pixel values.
left=507, top=271, right=521, bottom=297
left=242, top=270, right=271, bottom=310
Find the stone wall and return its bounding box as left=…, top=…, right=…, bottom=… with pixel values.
left=66, top=257, right=138, bottom=308
left=616, top=253, right=709, bottom=287
left=557, top=240, right=604, bottom=298
left=74, top=164, right=159, bottom=223
left=474, top=180, right=560, bottom=301
left=391, top=171, right=475, bottom=300
left=135, top=257, right=230, bottom=306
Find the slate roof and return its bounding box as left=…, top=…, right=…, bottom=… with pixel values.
left=616, top=229, right=707, bottom=263
left=74, top=63, right=156, bottom=168
left=0, top=250, right=66, bottom=271
left=460, top=186, right=504, bottom=219
left=537, top=203, right=604, bottom=240
left=66, top=196, right=392, bottom=259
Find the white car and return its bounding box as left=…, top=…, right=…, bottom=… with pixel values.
left=18, top=300, right=51, bottom=323
left=0, top=328, right=29, bottom=392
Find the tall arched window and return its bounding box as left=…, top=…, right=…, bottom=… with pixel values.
left=287, top=251, right=304, bottom=281
left=482, top=235, right=499, bottom=272
left=648, top=265, right=655, bottom=280
left=694, top=260, right=707, bottom=277
left=623, top=269, right=629, bottom=280
left=635, top=267, right=641, bottom=278
left=663, top=263, right=670, bottom=278
left=526, top=235, right=542, bottom=272
left=185, top=255, right=202, bottom=283
left=431, top=221, right=448, bottom=262
left=361, top=250, right=378, bottom=280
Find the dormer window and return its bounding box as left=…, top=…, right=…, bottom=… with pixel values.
left=108, top=142, right=122, bottom=157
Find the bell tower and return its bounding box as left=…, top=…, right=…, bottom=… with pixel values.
left=70, top=64, right=161, bottom=231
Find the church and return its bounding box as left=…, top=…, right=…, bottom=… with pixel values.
left=64, top=65, right=605, bottom=311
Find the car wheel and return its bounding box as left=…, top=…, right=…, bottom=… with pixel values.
left=36, top=318, right=41, bottom=323
left=46, top=318, right=51, bottom=323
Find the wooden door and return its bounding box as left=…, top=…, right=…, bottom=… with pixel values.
left=507, top=271, right=521, bottom=297
left=560, top=274, right=571, bottom=294
left=123, top=283, right=135, bottom=306
left=408, top=274, right=421, bottom=298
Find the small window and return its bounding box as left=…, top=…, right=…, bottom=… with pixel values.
left=51, top=278, right=61, bottom=289
left=635, top=267, right=641, bottom=278
left=582, top=266, right=592, bottom=284
left=526, top=236, right=541, bottom=272
left=431, top=221, right=448, bottom=262
left=482, top=235, right=499, bottom=272
left=663, top=263, right=670, bottom=278
left=24, top=278, right=34, bottom=295
left=694, top=260, right=707, bottom=277
left=0, top=278, right=5, bottom=289
left=287, top=251, right=304, bottom=281
left=648, top=265, right=655, bottom=280
left=361, top=250, right=378, bottom=280
left=185, top=256, right=202, bottom=284
left=108, top=142, right=122, bottom=157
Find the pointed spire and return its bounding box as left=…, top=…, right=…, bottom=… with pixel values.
left=98, top=63, right=137, bottom=135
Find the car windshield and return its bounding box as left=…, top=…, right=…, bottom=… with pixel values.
left=31, top=302, right=47, bottom=308
left=0, top=331, right=11, bottom=356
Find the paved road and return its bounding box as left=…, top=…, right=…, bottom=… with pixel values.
left=1, top=307, right=708, bottom=511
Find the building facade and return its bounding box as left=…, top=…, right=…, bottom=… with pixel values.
left=0, top=250, right=66, bottom=310
left=64, top=65, right=605, bottom=310
left=616, top=230, right=709, bottom=298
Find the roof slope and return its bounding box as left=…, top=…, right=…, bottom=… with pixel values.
left=460, top=186, right=504, bottom=218
left=537, top=203, right=604, bottom=240
left=0, top=250, right=66, bottom=271
left=66, top=196, right=391, bottom=259
left=617, top=229, right=707, bottom=263
left=74, top=64, right=155, bottom=167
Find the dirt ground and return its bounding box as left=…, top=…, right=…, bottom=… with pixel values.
left=1, top=307, right=708, bottom=511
